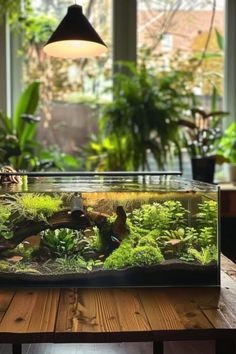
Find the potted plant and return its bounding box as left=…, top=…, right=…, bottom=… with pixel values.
left=218, top=122, right=236, bottom=182
left=85, top=62, right=193, bottom=171
left=183, top=100, right=228, bottom=183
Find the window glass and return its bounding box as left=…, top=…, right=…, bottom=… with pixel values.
left=138, top=0, right=225, bottom=176
left=138, top=0, right=224, bottom=100
left=21, top=0, right=112, bottom=154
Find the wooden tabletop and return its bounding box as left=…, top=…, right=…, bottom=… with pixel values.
left=0, top=255, right=235, bottom=345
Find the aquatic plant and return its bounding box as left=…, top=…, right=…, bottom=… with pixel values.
left=0, top=204, right=13, bottom=239
left=130, top=200, right=188, bottom=235
left=0, top=261, right=10, bottom=271
left=11, top=193, right=62, bottom=222
left=197, top=200, right=217, bottom=230
left=198, top=227, right=216, bottom=247
left=14, top=243, right=35, bottom=261
left=55, top=257, right=103, bottom=272
left=42, top=228, right=82, bottom=257
left=12, top=262, right=41, bottom=274
left=188, top=246, right=218, bottom=265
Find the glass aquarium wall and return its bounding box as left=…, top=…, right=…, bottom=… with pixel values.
left=0, top=173, right=219, bottom=287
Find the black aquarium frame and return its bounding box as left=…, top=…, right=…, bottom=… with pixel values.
left=0, top=171, right=182, bottom=177
left=0, top=171, right=221, bottom=288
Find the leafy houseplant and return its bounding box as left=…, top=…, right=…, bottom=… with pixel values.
left=85, top=62, right=193, bottom=171
left=0, top=82, right=79, bottom=171
left=0, top=82, right=40, bottom=170
left=183, top=88, right=228, bottom=183
left=218, top=122, right=236, bottom=182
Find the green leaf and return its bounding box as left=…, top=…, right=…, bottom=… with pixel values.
left=13, top=82, right=40, bottom=132
left=215, top=28, right=224, bottom=51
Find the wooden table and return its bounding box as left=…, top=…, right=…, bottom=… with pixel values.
left=0, top=255, right=235, bottom=354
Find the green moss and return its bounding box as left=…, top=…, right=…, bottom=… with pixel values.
left=17, top=193, right=62, bottom=221
left=138, top=235, right=157, bottom=248
left=104, top=239, right=134, bottom=270
left=131, top=245, right=164, bottom=266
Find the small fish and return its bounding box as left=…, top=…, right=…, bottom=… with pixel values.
left=21, top=114, right=41, bottom=123
left=111, top=236, right=120, bottom=244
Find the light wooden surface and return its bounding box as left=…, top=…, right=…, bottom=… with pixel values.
left=0, top=255, right=235, bottom=347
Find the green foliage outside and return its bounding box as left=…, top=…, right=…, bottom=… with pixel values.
left=218, top=122, right=236, bottom=164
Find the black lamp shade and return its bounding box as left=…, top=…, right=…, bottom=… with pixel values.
left=43, top=4, right=107, bottom=59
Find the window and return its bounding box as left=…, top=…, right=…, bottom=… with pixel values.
left=19, top=0, right=112, bottom=154
left=138, top=0, right=225, bottom=101
left=137, top=0, right=225, bottom=176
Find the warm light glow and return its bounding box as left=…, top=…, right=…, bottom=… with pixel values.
left=43, top=40, right=107, bottom=59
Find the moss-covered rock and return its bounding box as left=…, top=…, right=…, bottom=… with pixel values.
left=131, top=245, right=164, bottom=266
left=103, top=239, right=133, bottom=270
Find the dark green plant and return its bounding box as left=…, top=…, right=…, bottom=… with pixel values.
left=131, top=245, right=164, bottom=267
left=183, top=87, right=228, bottom=158
left=0, top=82, right=40, bottom=170
left=85, top=62, right=193, bottom=171
left=42, top=229, right=81, bottom=257
left=0, top=82, right=79, bottom=171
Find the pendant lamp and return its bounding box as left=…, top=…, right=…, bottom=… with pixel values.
left=43, top=4, right=107, bottom=59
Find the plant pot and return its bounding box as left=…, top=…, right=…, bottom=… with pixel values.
left=191, top=157, right=215, bottom=183
left=228, top=164, right=236, bottom=183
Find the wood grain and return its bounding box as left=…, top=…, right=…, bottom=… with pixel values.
left=0, top=288, right=60, bottom=340
left=0, top=255, right=235, bottom=344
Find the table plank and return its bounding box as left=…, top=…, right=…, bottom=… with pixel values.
left=0, top=289, right=60, bottom=334
left=0, top=289, right=15, bottom=323
left=137, top=289, right=184, bottom=331
left=55, top=288, right=151, bottom=341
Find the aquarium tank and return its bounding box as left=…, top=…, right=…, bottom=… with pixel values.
left=0, top=171, right=220, bottom=287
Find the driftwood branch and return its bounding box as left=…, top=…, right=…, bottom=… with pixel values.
left=0, top=210, right=99, bottom=252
